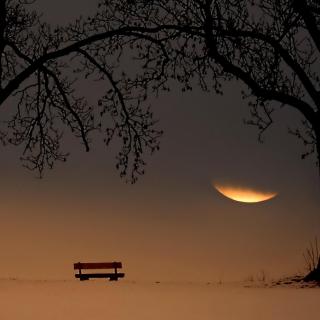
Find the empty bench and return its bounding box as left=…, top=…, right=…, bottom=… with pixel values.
left=74, top=262, right=125, bottom=281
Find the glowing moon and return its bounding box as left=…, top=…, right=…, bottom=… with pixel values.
left=213, top=183, right=277, bottom=203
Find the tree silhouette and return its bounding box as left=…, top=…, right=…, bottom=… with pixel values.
left=303, top=237, right=320, bottom=281
left=1, top=0, right=319, bottom=182
left=0, top=0, right=166, bottom=182
left=104, top=0, right=320, bottom=168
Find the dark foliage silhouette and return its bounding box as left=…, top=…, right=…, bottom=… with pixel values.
left=303, top=237, right=320, bottom=282
left=0, top=0, right=319, bottom=182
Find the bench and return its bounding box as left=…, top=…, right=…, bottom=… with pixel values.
left=74, top=262, right=125, bottom=281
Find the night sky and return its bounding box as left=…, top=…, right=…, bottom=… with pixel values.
left=0, top=0, right=319, bottom=282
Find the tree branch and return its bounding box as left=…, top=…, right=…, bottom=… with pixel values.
left=0, top=0, right=7, bottom=88
left=293, top=0, right=320, bottom=53
left=217, top=28, right=320, bottom=111
left=0, top=24, right=202, bottom=106
left=6, top=41, right=91, bottom=152
left=203, top=2, right=316, bottom=126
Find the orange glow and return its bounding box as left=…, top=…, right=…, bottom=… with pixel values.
left=213, top=183, right=277, bottom=203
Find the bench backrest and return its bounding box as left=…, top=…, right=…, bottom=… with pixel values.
left=74, top=262, right=122, bottom=270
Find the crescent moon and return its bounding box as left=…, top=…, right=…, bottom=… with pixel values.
left=213, top=183, right=277, bottom=203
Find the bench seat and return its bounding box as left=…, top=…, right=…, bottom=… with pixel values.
left=74, top=261, right=125, bottom=281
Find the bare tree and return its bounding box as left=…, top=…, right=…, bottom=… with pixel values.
left=0, top=0, right=167, bottom=182
left=99, top=0, right=320, bottom=169
left=1, top=0, right=320, bottom=181
left=303, top=237, right=320, bottom=281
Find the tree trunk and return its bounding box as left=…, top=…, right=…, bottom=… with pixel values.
left=315, top=121, right=320, bottom=175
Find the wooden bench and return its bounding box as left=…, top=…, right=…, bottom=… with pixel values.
left=74, top=262, right=125, bottom=281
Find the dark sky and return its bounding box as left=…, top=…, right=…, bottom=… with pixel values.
left=0, top=0, right=319, bottom=282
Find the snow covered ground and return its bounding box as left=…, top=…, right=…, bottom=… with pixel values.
left=0, top=279, right=319, bottom=320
